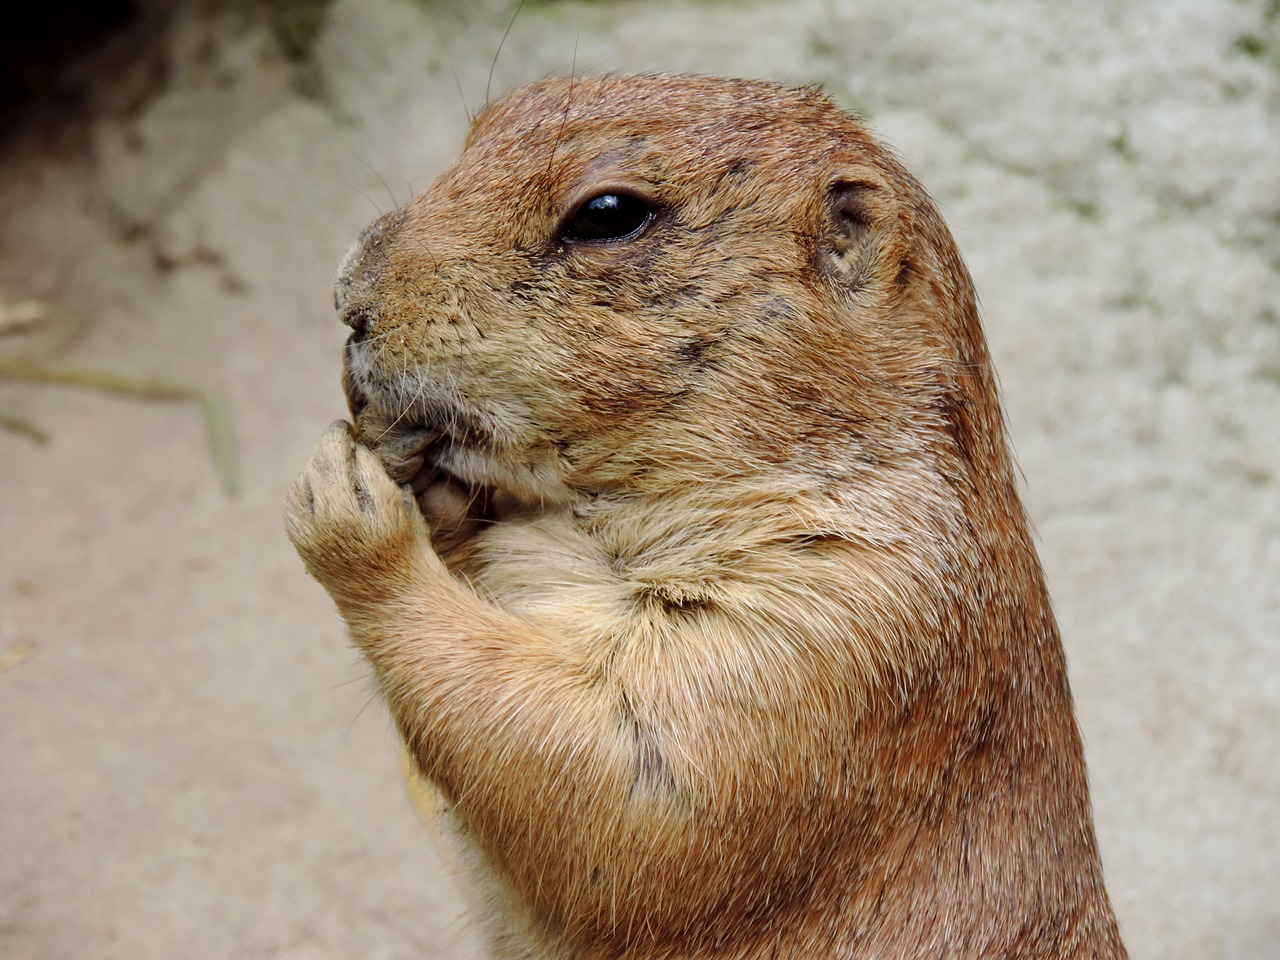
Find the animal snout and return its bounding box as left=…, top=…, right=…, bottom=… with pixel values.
left=333, top=211, right=407, bottom=334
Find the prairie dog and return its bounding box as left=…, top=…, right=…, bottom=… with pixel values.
left=286, top=74, right=1127, bottom=959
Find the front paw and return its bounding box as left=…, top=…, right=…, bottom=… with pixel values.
left=284, top=421, right=430, bottom=606
left=351, top=404, right=488, bottom=552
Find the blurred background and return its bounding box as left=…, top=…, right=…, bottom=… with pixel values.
left=1, top=1, right=1277, bottom=957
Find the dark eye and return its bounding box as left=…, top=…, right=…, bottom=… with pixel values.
left=561, top=193, right=655, bottom=243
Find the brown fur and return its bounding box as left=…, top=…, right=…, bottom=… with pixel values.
left=285, top=75, right=1127, bottom=959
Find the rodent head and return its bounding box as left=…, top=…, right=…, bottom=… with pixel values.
left=338, top=74, right=998, bottom=507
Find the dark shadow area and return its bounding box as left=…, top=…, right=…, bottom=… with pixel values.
left=0, top=2, right=161, bottom=140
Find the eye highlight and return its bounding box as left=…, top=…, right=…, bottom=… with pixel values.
left=560, top=193, right=655, bottom=243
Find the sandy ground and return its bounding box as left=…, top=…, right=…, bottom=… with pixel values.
left=1, top=1, right=1277, bottom=957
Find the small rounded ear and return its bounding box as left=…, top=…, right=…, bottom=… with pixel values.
left=823, top=175, right=895, bottom=287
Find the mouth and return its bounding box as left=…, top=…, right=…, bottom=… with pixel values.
left=343, top=335, right=578, bottom=516
left=352, top=394, right=513, bottom=538
left=346, top=380, right=483, bottom=492
left=343, top=337, right=509, bottom=527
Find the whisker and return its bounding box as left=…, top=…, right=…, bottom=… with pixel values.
left=355, top=154, right=400, bottom=211
left=372, top=356, right=433, bottom=444
left=342, top=179, right=386, bottom=219
left=486, top=0, right=527, bottom=107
